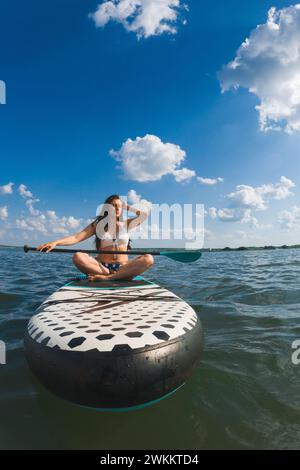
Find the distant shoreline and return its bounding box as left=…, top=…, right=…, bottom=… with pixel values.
left=1, top=244, right=299, bottom=253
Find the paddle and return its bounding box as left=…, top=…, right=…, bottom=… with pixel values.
left=23, top=245, right=202, bottom=264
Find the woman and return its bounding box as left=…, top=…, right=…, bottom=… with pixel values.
left=36, top=194, right=153, bottom=281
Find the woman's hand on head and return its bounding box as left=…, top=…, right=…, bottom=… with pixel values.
left=36, top=241, right=57, bottom=253
left=121, top=200, right=129, bottom=211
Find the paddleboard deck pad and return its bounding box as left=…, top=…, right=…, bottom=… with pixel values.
left=24, top=276, right=204, bottom=410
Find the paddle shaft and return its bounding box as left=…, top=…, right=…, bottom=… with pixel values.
left=24, top=245, right=161, bottom=256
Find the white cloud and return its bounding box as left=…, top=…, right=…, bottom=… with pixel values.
left=127, top=189, right=153, bottom=212
left=110, top=134, right=195, bottom=183
left=0, top=185, right=90, bottom=244
left=197, top=176, right=224, bottom=186
left=219, top=4, right=300, bottom=133
left=89, top=0, right=187, bottom=39
left=0, top=182, right=14, bottom=195
left=208, top=207, right=217, bottom=219
left=25, top=198, right=40, bottom=216
left=15, top=213, right=83, bottom=235
left=64, top=216, right=82, bottom=229
left=46, top=210, right=57, bottom=219
left=209, top=207, right=243, bottom=223
left=0, top=206, right=8, bottom=220
left=208, top=176, right=295, bottom=227
left=240, top=209, right=264, bottom=229
left=227, top=176, right=295, bottom=210
left=15, top=219, right=30, bottom=230
left=278, top=205, right=300, bottom=229
left=173, top=168, right=196, bottom=182
left=16, top=216, right=47, bottom=234
left=18, top=184, right=33, bottom=199
left=12, top=190, right=83, bottom=236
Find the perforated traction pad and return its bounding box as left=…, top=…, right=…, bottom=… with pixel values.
left=27, top=279, right=199, bottom=352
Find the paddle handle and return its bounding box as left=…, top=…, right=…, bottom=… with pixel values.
left=23, top=245, right=161, bottom=256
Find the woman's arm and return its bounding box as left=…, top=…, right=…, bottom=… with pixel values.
left=36, top=221, right=96, bottom=252
left=124, top=203, right=149, bottom=230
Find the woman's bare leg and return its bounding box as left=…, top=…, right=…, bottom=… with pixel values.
left=72, top=252, right=110, bottom=275
left=88, top=254, right=154, bottom=281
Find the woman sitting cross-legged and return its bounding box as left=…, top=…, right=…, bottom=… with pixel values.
left=36, top=194, right=153, bottom=281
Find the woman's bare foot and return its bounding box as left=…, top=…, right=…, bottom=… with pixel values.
left=87, top=273, right=113, bottom=282
left=87, top=272, right=133, bottom=282
left=87, top=255, right=154, bottom=282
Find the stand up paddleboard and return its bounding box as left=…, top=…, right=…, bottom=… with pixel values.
left=24, top=276, right=204, bottom=411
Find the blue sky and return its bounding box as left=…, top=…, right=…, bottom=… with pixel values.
left=1, top=0, right=300, bottom=248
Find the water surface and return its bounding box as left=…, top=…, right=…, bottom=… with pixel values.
left=0, top=247, right=299, bottom=449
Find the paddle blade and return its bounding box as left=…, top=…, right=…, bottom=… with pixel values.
left=161, top=251, right=202, bottom=263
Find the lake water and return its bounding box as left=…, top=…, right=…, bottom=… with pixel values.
left=0, top=246, right=299, bottom=449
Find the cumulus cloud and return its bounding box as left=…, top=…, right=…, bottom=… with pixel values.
left=0, top=184, right=84, bottom=238
left=197, top=176, right=224, bottom=186
left=208, top=207, right=217, bottom=219
left=278, top=205, right=300, bottom=229
left=46, top=210, right=57, bottom=220
left=0, top=206, right=8, bottom=220
left=209, top=207, right=266, bottom=229
left=0, top=182, right=14, bottom=195
left=15, top=213, right=83, bottom=236
left=127, top=189, right=153, bottom=212
left=110, top=134, right=195, bottom=183
left=209, top=207, right=244, bottom=223
left=18, top=184, right=33, bottom=199
left=219, top=4, right=300, bottom=133
left=0, top=183, right=91, bottom=245
left=89, top=0, right=188, bottom=39
left=227, top=176, right=295, bottom=210
left=25, top=198, right=40, bottom=216
left=208, top=176, right=295, bottom=227
left=66, top=216, right=82, bottom=229
left=18, top=185, right=42, bottom=216
left=16, top=216, right=47, bottom=234
left=173, top=168, right=196, bottom=182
